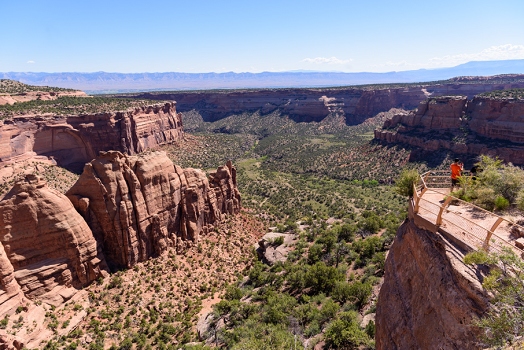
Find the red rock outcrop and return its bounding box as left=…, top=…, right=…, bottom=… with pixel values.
left=375, top=96, right=524, bottom=164
left=0, top=102, right=183, bottom=170
left=0, top=174, right=107, bottom=309
left=66, top=151, right=241, bottom=270
left=375, top=219, right=489, bottom=349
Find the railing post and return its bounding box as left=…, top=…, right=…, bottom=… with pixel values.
left=483, top=217, right=504, bottom=250
left=413, top=184, right=420, bottom=213
left=414, top=187, right=427, bottom=214
left=436, top=196, right=453, bottom=226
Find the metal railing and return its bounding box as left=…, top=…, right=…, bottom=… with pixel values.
left=412, top=171, right=524, bottom=256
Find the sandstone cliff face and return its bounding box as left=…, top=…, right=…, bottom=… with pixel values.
left=133, top=88, right=428, bottom=125
left=130, top=77, right=524, bottom=125
left=375, top=219, right=489, bottom=350
left=0, top=151, right=242, bottom=349
left=375, top=96, right=524, bottom=164
left=66, top=151, right=241, bottom=270
left=0, top=174, right=107, bottom=310
left=0, top=102, right=183, bottom=170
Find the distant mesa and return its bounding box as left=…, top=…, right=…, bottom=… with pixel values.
left=127, top=74, right=524, bottom=126
left=2, top=59, right=524, bottom=92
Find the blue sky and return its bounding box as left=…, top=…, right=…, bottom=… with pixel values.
left=1, top=0, right=523, bottom=73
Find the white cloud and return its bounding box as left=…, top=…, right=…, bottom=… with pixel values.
left=27, top=60, right=35, bottom=64
left=428, top=44, right=524, bottom=67
left=302, top=56, right=352, bottom=65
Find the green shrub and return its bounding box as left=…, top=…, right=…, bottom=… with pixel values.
left=365, top=320, right=375, bottom=338
left=324, top=311, right=370, bottom=348
left=494, top=196, right=510, bottom=211
left=0, top=316, right=8, bottom=329
left=347, top=281, right=373, bottom=309
left=331, top=281, right=352, bottom=304
left=304, top=262, right=344, bottom=294
left=338, top=223, right=356, bottom=242
left=270, top=236, right=284, bottom=246
left=474, top=187, right=496, bottom=210
left=224, top=285, right=244, bottom=301
left=395, top=169, right=419, bottom=197
left=464, top=248, right=524, bottom=346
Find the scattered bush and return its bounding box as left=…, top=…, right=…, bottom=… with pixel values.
left=324, top=311, right=371, bottom=348
left=464, top=248, right=524, bottom=347
left=494, top=196, right=510, bottom=211
left=395, top=169, right=419, bottom=197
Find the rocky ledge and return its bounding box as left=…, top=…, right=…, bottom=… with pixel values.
left=0, top=90, right=87, bottom=106
left=374, top=95, right=524, bottom=164
left=0, top=102, right=183, bottom=171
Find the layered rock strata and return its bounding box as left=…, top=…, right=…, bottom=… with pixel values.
left=66, top=151, right=241, bottom=270
left=0, top=174, right=107, bottom=311
left=129, top=75, right=524, bottom=125
left=375, top=219, right=489, bottom=349
left=0, top=102, right=183, bottom=170
left=374, top=96, right=524, bottom=164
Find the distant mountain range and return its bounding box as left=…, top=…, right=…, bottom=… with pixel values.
left=2, top=59, right=524, bottom=93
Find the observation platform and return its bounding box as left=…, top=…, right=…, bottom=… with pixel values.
left=410, top=170, right=524, bottom=256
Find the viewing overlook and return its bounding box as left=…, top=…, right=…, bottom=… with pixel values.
left=411, top=170, right=524, bottom=256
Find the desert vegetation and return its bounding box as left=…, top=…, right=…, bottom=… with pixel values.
left=204, top=211, right=400, bottom=349
left=454, top=155, right=524, bottom=212
left=0, top=96, right=161, bottom=120
left=478, top=88, right=524, bottom=100
left=160, top=109, right=411, bottom=348
left=1, top=90, right=484, bottom=348
left=0, top=162, right=79, bottom=199
left=464, top=248, right=524, bottom=347
left=37, top=213, right=264, bottom=350
left=167, top=108, right=421, bottom=182
left=0, top=79, right=76, bottom=94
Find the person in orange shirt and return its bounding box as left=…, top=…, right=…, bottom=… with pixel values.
left=450, top=158, right=463, bottom=190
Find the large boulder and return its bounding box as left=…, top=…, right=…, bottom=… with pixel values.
left=0, top=174, right=107, bottom=308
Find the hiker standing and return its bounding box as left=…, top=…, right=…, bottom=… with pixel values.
left=450, top=158, right=463, bottom=191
